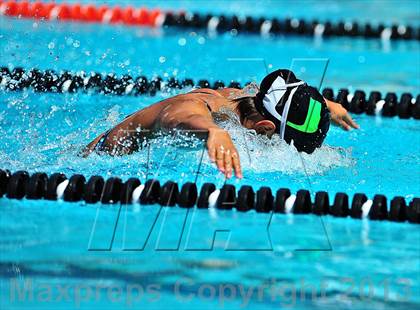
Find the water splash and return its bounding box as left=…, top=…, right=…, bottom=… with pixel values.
left=216, top=108, right=354, bottom=176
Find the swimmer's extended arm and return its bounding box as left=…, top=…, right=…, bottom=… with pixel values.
left=324, top=98, right=359, bottom=130
left=159, top=101, right=242, bottom=178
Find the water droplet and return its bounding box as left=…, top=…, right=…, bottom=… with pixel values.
left=73, top=40, right=80, bottom=48
left=178, top=38, right=187, bottom=46
left=48, top=42, right=55, bottom=49
left=159, top=56, right=166, bottom=63
left=66, top=37, right=74, bottom=45
left=198, top=36, right=206, bottom=44
left=65, top=117, right=73, bottom=126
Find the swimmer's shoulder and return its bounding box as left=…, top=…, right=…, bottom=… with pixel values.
left=189, top=87, right=245, bottom=100
left=190, top=88, right=222, bottom=97
left=216, top=88, right=243, bottom=99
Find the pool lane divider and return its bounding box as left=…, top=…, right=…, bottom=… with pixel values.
left=1, top=67, right=419, bottom=120
left=0, top=0, right=419, bottom=41
left=0, top=0, right=163, bottom=27
left=0, top=169, right=419, bottom=224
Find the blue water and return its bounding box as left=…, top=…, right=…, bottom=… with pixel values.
left=0, top=1, right=420, bottom=309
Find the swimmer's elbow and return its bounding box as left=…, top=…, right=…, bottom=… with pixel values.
left=161, top=116, right=181, bottom=130
left=161, top=114, right=190, bottom=130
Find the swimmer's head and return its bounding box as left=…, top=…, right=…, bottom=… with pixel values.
left=255, top=69, right=330, bottom=154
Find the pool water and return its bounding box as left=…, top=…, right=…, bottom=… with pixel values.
left=0, top=1, right=419, bottom=309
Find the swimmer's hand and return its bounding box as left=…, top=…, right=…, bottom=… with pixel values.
left=158, top=101, right=242, bottom=178
left=207, top=128, right=242, bottom=179
left=325, top=99, right=360, bottom=131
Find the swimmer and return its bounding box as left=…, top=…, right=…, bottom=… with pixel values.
left=83, top=69, right=359, bottom=178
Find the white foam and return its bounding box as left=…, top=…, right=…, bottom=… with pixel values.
left=217, top=111, right=354, bottom=175
left=0, top=76, right=8, bottom=87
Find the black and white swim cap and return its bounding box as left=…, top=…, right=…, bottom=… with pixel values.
left=255, top=69, right=330, bottom=154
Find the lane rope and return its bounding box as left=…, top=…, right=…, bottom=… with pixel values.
left=1, top=67, right=419, bottom=119
left=0, top=0, right=419, bottom=41
left=0, top=169, right=418, bottom=224
left=0, top=0, right=162, bottom=27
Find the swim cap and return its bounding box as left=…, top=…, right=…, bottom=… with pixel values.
left=255, top=69, right=330, bottom=154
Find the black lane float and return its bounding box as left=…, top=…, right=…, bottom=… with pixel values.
left=1, top=0, right=418, bottom=41
left=162, top=12, right=420, bottom=41
left=1, top=169, right=418, bottom=224
left=1, top=67, right=419, bottom=119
